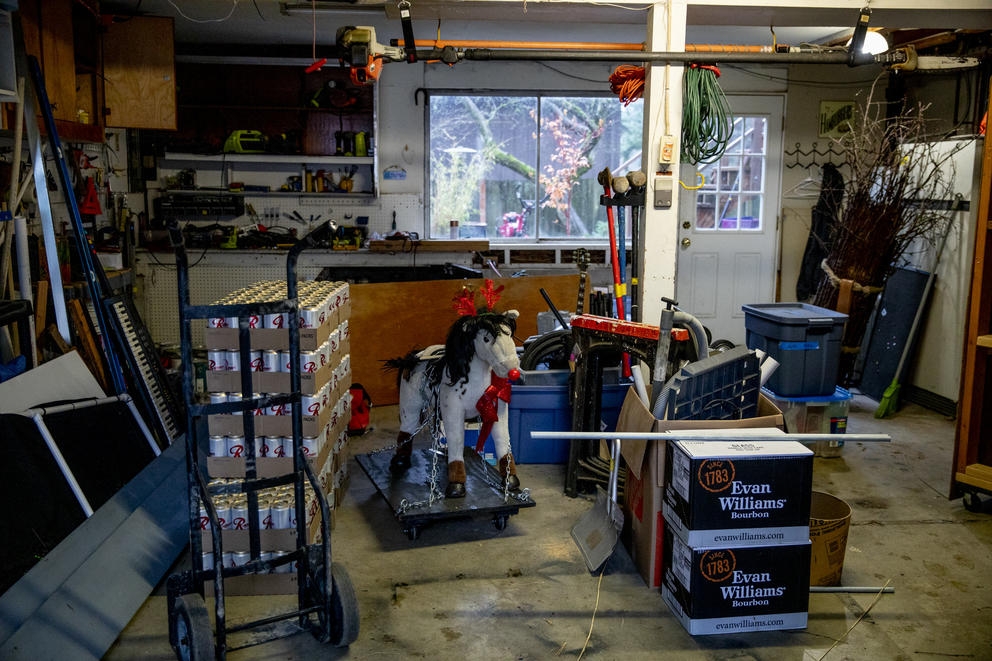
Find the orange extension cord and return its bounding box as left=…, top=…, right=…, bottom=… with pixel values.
left=609, top=65, right=645, bottom=106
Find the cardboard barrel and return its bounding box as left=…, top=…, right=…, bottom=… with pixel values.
left=809, top=491, right=852, bottom=586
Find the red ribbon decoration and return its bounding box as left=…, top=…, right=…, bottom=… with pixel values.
left=475, top=371, right=512, bottom=452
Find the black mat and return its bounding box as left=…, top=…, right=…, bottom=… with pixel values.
left=356, top=447, right=536, bottom=539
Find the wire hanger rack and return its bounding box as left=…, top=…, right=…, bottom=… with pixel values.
left=784, top=142, right=848, bottom=169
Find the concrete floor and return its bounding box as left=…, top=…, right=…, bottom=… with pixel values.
left=106, top=396, right=992, bottom=660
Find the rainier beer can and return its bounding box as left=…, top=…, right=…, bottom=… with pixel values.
left=248, top=313, right=261, bottom=329
left=226, top=316, right=240, bottom=330
left=226, top=435, right=245, bottom=458
left=231, top=501, right=249, bottom=531
left=215, top=499, right=232, bottom=530
left=202, top=552, right=214, bottom=571
left=302, top=436, right=318, bottom=457
left=264, top=436, right=282, bottom=457
left=262, top=350, right=280, bottom=372
left=226, top=350, right=240, bottom=371
left=198, top=503, right=211, bottom=530
left=271, top=501, right=292, bottom=529
left=281, top=436, right=294, bottom=458
left=300, top=351, right=318, bottom=374
left=232, top=551, right=251, bottom=567
left=209, top=317, right=227, bottom=329
left=263, top=312, right=285, bottom=329
left=207, top=349, right=225, bottom=371
left=253, top=436, right=268, bottom=458
left=258, top=503, right=272, bottom=529
left=301, top=393, right=321, bottom=416
left=249, top=350, right=264, bottom=372
left=209, top=392, right=227, bottom=405
left=208, top=435, right=226, bottom=457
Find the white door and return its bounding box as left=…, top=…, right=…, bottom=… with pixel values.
left=675, top=95, right=784, bottom=345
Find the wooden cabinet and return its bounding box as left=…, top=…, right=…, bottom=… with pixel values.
left=16, top=0, right=103, bottom=142
left=953, top=83, right=992, bottom=509
left=102, top=16, right=176, bottom=130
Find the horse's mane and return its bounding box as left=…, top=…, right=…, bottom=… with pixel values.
left=432, top=310, right=517, bottom=387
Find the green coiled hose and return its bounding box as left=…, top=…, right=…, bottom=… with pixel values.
left=681, top=65, right=734, bottom=165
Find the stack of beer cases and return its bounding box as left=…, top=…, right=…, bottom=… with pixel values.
left=660, top=430, right=814, bottom=635
left=200, top=280, right=352, bottom=575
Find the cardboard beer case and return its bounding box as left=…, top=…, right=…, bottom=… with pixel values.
left=662, top=526, right=811, bottom=635
left=662, top=437, right=813, bottom=547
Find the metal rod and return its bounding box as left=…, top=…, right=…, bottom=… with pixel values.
left=531, top=431, right=891, bottom=443
left=810, top=586, right=895, bottom=594
left=124, top=396, right=163, bottom=456
left=32, top=413, right=94, bottom=517
left=224, top=605, right=323, bottom=634
left=415, top=48, right=891, bottom=66
left=539, top=287, right=570, bottom=330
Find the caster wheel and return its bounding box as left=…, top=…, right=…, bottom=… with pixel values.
left=709, top=339, right=736, bottom=354
left=962, top=490, right=985, bottom=513
left=308, top=563, right=361, bottom=647
left=406, top=527, right=420, bottom=541
left=493, top=514, right=508, bottom=531
left=169, top=594, right=213, bottom=661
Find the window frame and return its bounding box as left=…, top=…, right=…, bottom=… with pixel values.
left=423, top=88, right=639, bottom=244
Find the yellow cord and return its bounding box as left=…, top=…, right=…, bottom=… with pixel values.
left=679, top=172, right=705, bottom=190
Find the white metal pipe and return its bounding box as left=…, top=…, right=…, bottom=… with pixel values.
left=14, top=215, right=38, bottom=362
left=30, top=412, right=94, bottom=517
left=810, top=586, right=895, bottom=593
left=530, top=431, right=891, bottom=443
left=124, top=397, right=163, bottom=456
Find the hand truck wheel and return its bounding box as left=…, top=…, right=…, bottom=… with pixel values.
left=169, top=593, right=214, bottom=661
left=493, top=514, right=508, bottom=531
left=307, top=562, right=360, bottom=647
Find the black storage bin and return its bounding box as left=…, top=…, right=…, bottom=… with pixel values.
left=743, top=303, right=848, bottom=396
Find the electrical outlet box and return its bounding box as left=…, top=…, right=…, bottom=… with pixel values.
left=654, top=175, right=673, bottom=208
left=659, top=135, right=676, bottom=165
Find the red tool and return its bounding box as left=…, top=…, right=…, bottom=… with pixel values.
left=597, top=167, right=631, bottom=377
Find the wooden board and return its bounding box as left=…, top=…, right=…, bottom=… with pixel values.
left=67, top=298, right=109, bottom=392
left=368, top=240, right=490, bottom=253
left=350, top=274, right=581, bottom=405
left=40, top=0, right=76, bottom=123
left=103, top=17, right=177, bottom=129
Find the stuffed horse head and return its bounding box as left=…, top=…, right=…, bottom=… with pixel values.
left=442, top=310, right=520, bottom=385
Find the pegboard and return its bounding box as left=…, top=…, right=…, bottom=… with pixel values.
left=135, top=254, right=323, bottom=347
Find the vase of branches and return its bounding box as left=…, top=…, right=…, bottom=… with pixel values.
left=812, top=82, right=959, bottom=384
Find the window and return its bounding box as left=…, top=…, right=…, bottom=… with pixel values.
left=427, top=93, right=642, bottom=241
left=693, top=116, right=767, bottom=231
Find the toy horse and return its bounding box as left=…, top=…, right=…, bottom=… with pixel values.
left=384, top=282, right=521, bottom=498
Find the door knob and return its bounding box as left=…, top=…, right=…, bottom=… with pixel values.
left=682, top=221, right=691, bottom=229
left=681, top=238, right=691, bottom=248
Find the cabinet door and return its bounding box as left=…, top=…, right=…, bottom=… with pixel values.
left=103, top=16, right=176, bottom=130
left=18, top=0, right=76, bottom=122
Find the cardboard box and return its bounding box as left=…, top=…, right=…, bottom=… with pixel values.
left=206, top=358, right=334, bottom=395
left=618, top=388, right=784, bottom=588
left=205, top=573, right=298, bottom=596
left=662, top=529, right=810, bottom=635
left=204, top=316, right=333, bottom=352
left=207, top=388, right=333, bottom=437
left=663, top=438, right=812, bottom=547
left=206, top=410, right=334, bottom=477
left=201, top=528, right=298, bottom=553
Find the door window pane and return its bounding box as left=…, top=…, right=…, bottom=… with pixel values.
left=739, top=194, right=762, bottom=230
left=696, top=193, right=716, bottom=229
left=694, top=115, right=766, bottom=232
left=717, top=194, right=739, bottom=229
left=744, top=117, right=767, bottom=154
left=742, top=156, right=764, bottom=192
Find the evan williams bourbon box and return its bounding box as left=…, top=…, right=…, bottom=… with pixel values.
left=663, top=438, right=813, bottom=547
left=662, top=529, right=811, bottom=635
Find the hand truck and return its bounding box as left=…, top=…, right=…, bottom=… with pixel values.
left=165, top=222, right=358, bottom=660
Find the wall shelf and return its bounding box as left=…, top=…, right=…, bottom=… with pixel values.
left=162, top=188, right=374, bottom=200
left=162, top=152, right=373, bottom=165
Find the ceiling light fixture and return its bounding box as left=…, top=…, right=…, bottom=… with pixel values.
left=846, top=30, right=889, bottom=55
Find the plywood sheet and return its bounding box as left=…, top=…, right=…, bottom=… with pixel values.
left=103, top=17, right=176, bottom=129
left=351, top=275, right=581, bottom=405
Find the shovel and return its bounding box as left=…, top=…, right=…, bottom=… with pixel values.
left=571, top=438, right=624, bottom=573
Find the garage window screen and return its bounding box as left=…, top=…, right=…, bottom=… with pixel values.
left=427, top=94, right=642, bottom=241
left=693, top=116, right=767, bottom=231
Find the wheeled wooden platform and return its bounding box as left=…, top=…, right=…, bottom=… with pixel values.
left=356, top=446, right=536, bottom=540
